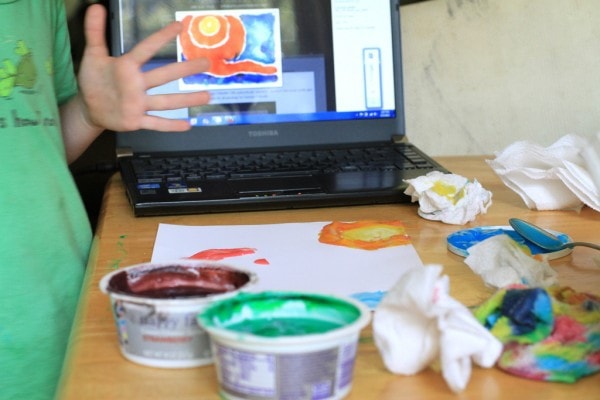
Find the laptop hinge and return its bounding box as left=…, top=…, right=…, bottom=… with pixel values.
left=116, top=147, right=133, bottom=159
left=391, top=134, right=409, bottom=144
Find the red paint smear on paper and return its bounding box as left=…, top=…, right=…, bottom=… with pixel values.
left=254, top=258, right=270, bottom=265
left=188, top=247, right=256, bottom=261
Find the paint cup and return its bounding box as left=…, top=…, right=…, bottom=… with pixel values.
left=99, top=260, right=256, bottom=368
left=198, top=291, right=371, bottom=400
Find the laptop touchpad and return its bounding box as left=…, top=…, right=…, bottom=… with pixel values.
left=231, top=176, right=323, bottom=195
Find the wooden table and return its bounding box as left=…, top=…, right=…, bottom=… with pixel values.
left=57, top=156, right=600, bottom=399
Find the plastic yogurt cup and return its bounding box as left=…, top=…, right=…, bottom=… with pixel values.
left=198, top=291, right=371, bottom=400
left=99, top=260, right=256, bottom=368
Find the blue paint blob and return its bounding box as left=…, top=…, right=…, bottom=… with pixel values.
left=447, top=226, right=572, bottom=257
left=351, top=291, right=386, bottom=309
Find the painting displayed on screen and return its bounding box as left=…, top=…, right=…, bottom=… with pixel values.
left=176, top=9, right=283, bottom=91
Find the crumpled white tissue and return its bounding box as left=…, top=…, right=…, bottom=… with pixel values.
left=464, top=234, right=558, bottom=288
left=404, top=171, right=492, bottom=225
left=373, top=265, right=502, bottom=393
left=487, top=133, right=600, bottom=212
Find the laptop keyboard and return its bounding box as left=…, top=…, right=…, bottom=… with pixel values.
left=129, top=144, right=437, bottom=191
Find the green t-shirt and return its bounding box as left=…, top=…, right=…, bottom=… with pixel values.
left=0, top=1, right=92, bottom=399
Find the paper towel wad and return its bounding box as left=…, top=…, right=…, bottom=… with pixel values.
left=464, top=234, right=558, bottom=289
left=404, top=171, right=493, bottom=225
left=373, top=265, right=502, bottom=393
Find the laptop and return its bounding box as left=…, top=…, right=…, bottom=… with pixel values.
left=109, top=0, right=448, bottom=217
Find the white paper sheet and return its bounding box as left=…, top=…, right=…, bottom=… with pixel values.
left=151, top=221, right=423, bottom=307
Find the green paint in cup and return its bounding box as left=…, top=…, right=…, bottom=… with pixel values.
left=198, top=291, right=371, bottom=400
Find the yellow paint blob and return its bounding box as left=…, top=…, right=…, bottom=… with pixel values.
left=432, top=180, right=465, bottom=204
left=199, top=16, right=220, bottom=36
left=343, top=226, right=400, bottom=242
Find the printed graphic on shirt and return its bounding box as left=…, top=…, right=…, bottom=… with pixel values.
left=0, top=40, right=37, bottom=96
left=0, top=39, right=58, bottom=129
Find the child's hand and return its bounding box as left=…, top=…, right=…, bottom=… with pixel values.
left=77, top=4, right=210, bottom=133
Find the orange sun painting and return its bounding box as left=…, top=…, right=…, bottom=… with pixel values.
left=176, top=9, right=281, bottom=88
left=318, top=221, right=411, bottom=250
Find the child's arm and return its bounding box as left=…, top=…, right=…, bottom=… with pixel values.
left=60, top=4, right=210, bottom=163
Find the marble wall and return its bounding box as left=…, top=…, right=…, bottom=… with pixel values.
left=400, top=0, right=600, bottom=155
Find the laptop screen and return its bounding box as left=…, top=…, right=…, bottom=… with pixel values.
left=113, top=0, right=397, bottom=127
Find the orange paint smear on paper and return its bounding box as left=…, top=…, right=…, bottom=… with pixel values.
left=318, top=220, right=411, bottom=250
left=188, top=247, right=256, bottom=261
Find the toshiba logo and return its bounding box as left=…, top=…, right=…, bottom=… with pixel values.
left=248, top=129, right=279, bottom=137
